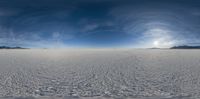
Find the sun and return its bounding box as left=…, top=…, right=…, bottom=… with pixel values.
left=153, top=40, right=159, bottom=47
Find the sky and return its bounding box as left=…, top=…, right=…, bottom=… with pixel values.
left=0, top=0, right=200, bottom=48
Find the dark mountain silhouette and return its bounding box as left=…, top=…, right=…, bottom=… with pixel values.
left=0, top=46, right=28, bottom=49
left=171, top=45, right=200, bottom=49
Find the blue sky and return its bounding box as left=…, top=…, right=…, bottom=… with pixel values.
left=0, top=0, right=200, bottom=48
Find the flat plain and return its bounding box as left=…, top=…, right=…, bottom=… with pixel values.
left=0, top=49, right=199, bottom=99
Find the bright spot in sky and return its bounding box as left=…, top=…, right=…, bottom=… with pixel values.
left=152, top=40, right=174, bottom=48
left=142, top=26, right=175, bottom=48
left=153, top=40, right=159, bottom=47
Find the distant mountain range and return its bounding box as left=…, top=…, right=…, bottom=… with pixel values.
left=170, top=45, right=200, bottom=49
left=0, top=46, right=28, bottom=49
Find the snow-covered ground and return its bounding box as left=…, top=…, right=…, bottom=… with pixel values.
left=0, top=49, right=199, bottom=99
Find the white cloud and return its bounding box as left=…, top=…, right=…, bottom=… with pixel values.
left=81, top=24, right=99, bottom=32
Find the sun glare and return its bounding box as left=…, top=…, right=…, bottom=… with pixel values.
left=153, top=40, right=159, bottom=47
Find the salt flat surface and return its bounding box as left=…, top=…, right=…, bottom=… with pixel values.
left=0, top=49, right=199, bottom=99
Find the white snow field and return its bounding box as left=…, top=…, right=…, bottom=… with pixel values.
left=0, top=49, right=200, bottom=99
